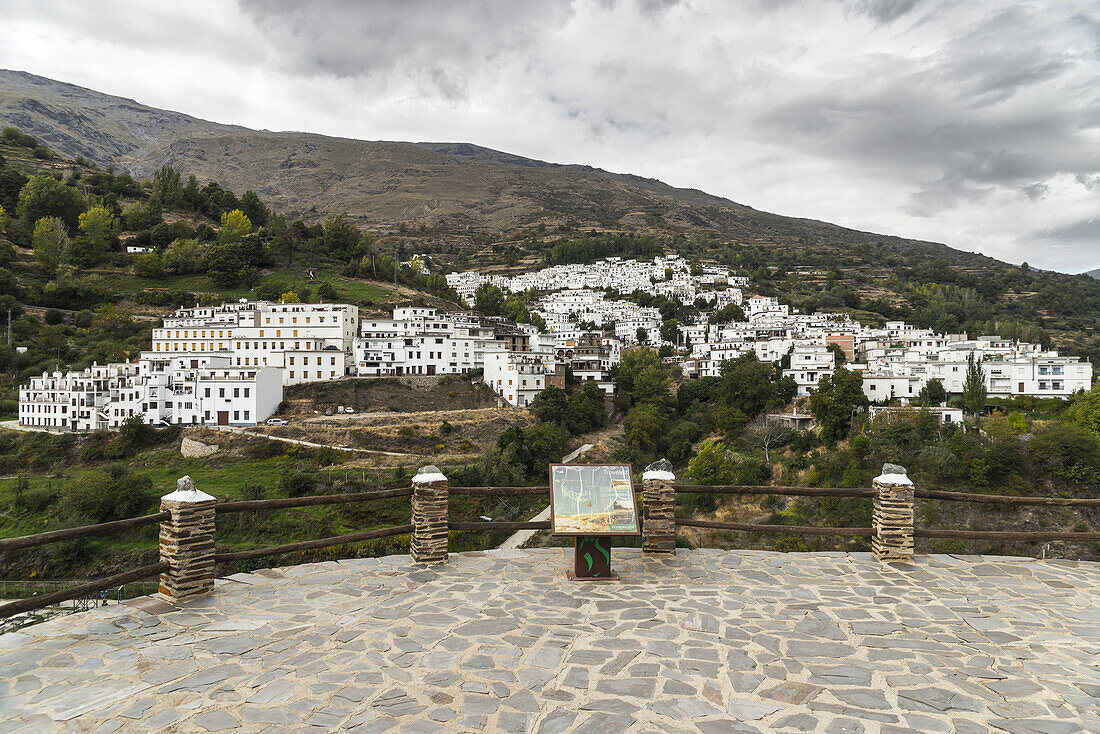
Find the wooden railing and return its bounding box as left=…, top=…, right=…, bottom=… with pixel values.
left=0, top=482, right=413, bottom=620
left=1, top=466, right=1097, bottom=620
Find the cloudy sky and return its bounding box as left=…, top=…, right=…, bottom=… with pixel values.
left=1, top=0, right=1098, bottom=272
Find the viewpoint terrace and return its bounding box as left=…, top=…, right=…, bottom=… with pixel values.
left=2, top=548, right=1097, bottom=733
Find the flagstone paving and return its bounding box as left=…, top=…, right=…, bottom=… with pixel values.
left=1, top=548, right=1098, bottom=733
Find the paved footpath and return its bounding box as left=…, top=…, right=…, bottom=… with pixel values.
left=1, top=549, right=1097, bottom=733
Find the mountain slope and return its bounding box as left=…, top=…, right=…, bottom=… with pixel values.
left=0, top=68, right=971, bottom=258
left=1087, top=268, right=1100, bottom=280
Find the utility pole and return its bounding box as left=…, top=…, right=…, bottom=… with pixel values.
left=394, top=248, right=398, bottom=286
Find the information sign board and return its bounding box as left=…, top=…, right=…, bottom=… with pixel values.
left=549, top=464, right=639, bottom=536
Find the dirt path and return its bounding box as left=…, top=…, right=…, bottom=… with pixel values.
left=208, top=426, right=417, bottom=457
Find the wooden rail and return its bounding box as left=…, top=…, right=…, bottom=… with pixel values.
left=677, top=518, right=873, bottom=537
left=674, top=485, right=874, bottom=498
left=0, top=562, right=168, bottom=619
left=217, top=487, right=412, bottom=513
left=0, top=512, right=169, bottom=553
left=449, top=486, right=551, bottom=496
left=913, top=489, right=1100, bottom=507
left=213, top=525, right=413, bottom=563
left=449, top=521, right=551, bottom=532
left=914, top=528, right=1100, bottom=541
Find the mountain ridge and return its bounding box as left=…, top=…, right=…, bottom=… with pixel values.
left=0, top=68, right=982, bottom=263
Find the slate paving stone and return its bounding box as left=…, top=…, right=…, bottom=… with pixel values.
left=192, top=709, right=240, bottom=732
left=3, top=549, right=1097, bottom=734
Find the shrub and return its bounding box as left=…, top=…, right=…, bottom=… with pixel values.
left=280, top=471, right=314, bottom=497
left=440, top=420, right=453, bottom=434
left=59, top=465, right=153, bottom=523
left=15, top=485, right=58, bottom=513
left=931, top=539, right=968, bottom=555
left=43, top=308, right=65, bottom=325
left=240, top=483, right=266, bottom=500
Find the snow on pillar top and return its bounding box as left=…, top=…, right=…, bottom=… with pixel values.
left=643, top=458, right=676, bottom=482
left=874, top=463, right=913, bottom=486
left=413, top=465, right=448, bottom=484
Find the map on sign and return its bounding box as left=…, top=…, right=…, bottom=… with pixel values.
left=550, top=464, right=639, bottom=536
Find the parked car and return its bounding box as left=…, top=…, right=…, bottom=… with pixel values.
left=324, top=408, right=333, bottom=416
left=266, top=418, right=289, bottom=426
left=344, top=406, right=355, bottom=414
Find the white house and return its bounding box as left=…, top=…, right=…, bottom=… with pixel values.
left=151, top=300, right=358, bottom=386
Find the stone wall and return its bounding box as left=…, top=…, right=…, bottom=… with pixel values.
left=180, top=438, right=219, bottom=458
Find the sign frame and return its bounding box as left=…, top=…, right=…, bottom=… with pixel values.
left=548, top=463, right=640, bottom=537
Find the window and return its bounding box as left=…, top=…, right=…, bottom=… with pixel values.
left=204, top=388, right=211, bottom=398
left=219, top=388, right=225, bottom=398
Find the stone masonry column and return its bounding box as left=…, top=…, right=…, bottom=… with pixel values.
left=159, top=476, right=217, bottom=602
left=411, top=465, right=449, bottom=565
left=872, top=463, right=915, bottom=562
left=642, top=459, right=677, bottom=553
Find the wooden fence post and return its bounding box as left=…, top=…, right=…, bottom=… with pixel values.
left=872, top=463, right=915, bottom=562
left=642, top=459, right=677, bottom=553
left=411, top=465, right=449, bottom=565
left=159, top=476, right=216, bottom=602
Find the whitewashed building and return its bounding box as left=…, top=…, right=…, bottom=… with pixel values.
left=19, top=354, right=282, bottom=431
left=151, top=300, right=358, bottom=386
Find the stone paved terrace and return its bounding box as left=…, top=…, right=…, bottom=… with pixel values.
left=2, top=549, right=1098, bottom=734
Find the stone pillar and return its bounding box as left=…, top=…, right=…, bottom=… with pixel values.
left=642, top=459, right=676, bottom=553
left=872, top=463, right=914, bottom=562
left=411, top=465, right=449, bottom=565
left=159, top=476, right=216, bottom=602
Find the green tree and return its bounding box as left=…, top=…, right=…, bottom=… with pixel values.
left=239, top=190, right=269, bottom=228
left=150, top=165, right=182, bottom=208
left=530, top=386, right=568, bottom=424
left=121, top=201, right=161, bottom=231
left=0, top=168, right=28, bottom=211
left=636, top=326, right=648, bottom=344
left=59, top=464, right=152, bottom=524
left=132, top=252, right=165, bottom=279
left=708, top=303, right=745, bottom=324
left=1066, top=382, right=1100, bottom=437
left=917, top=378, right=948, bottom=407
left=688, top=439, right=736, bottom=484
left=624, top=402, right=669, bottom=459
left=614, top=347, right=662, bottom=407
left=714, top=354, right=776, bottom=418
left=473, top=282, right=506, bottom=317
left=217, top=209, right=252, bottom=244
left=632, top=364, right=671, bottom=408
left=808, top=367, right=870, bottom=442
left=203, top=240, right=268, bottom=287
left=962, top=353, right=987, bottom=422
left=322, top=213, right=360, bottom=259
left=565, top=381, right=607, bottom=434
left=70, top=206, right=116, bottom=267
left=826, top=342, right=847, bottom=366
left=660, top=318, right=679, bottom=345
left=32, top=216, right=70, bottom=276
left=17, top=174, right=84, bottom=231
left=164, top=238, right=205, bottom=274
